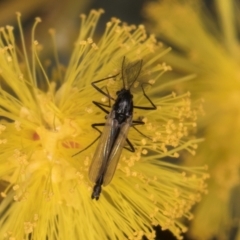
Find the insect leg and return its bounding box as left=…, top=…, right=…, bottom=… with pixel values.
left=131, top=119, right=152, bottom=140
left=92, top=85, right=112, bottom=114
left=73, top=87, right=112, bottom=157
left=92, top=74, right=119, bottom=101
left=124, top=120, right=151, bottom=152
left=93, top=101, right=110, bottom=115
left=72, top=123, right=105, bottom=157
left=124, top=138, right=135, bottom=152
left=134, top=83, right=157, bottom=110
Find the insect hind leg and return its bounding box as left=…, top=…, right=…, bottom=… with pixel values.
left=124, top=138, right=135, bottom=152
left=131, top=119, right=152, bottom=140
left=72, top=123, right=105, bottom=157
left=123, top=120, right=151, bottom=153
left=73, top=87, right=113, bottom=157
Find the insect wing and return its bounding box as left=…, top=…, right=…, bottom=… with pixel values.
left=122, top=58, right=142, bottom=89
left=103, top=115, right=133, bottom=186
left=88, top=111, right=116, bottom=183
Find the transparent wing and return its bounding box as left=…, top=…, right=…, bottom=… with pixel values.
left=122, top=58, right=142, bottom=89
left=103, top=115, right=132, bottom=186
left=88, top=110, right=116, bottom=183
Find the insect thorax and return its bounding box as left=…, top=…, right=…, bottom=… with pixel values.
left=113, top=89, right=133, bottom=124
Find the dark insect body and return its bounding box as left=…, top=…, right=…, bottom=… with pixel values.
left=73, top=57, right=156, bottom=200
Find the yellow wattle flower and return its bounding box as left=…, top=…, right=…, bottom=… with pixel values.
left=144, top=0, right=240, bottom=239
left=0, top=10, right=208, bottom=240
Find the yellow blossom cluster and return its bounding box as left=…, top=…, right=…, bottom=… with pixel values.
left=0, top=9, right=208, bottom=240
left=144, top=0, right=240, bottom=239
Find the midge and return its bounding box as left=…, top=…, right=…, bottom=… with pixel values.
left=74, top=57, right=156, bottom=200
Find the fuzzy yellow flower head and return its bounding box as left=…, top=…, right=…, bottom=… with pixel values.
left=0, top=10, right=208, bottom=240
left=144, top=0, right=240, bottom=239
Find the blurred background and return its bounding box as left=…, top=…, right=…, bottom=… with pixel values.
left=1, top=0, right=239, bottom=239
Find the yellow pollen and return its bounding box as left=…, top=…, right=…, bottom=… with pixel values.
left=35, top=17, right=41, bottom=23
left=84, top=156, right=90, bottom=166
left=24, top=222, right=34, bottom=234
left=85, top=107, right=93, bottom=113
left=14, top=121, right=21, bottom=131
left=6, top=25, right=14, bottom=31
left=101, top=97, right=107, bottom=102
left=13, top=185, right=19, bottom=191
left=0, top=139, right=7, bottom=144
left=33, top=214, right=39, bottom=221
left=91, top=43, right=98, bottom=50
left=106, top=22, right=112, bottom=28
left=141, top=138, right=147, bottom=145
left=7, top=56, right=12, bottom=62
left=80, top=14, right=86, bottom=19
left=142, top=149, right=148, bottom=155
left=132, top=171, right=137, bottom=177
left=79, top=40, right=87, bottom=45
left=1, top=192, right=7, bottom=198
left=148, top=79, right=155, bottom=84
